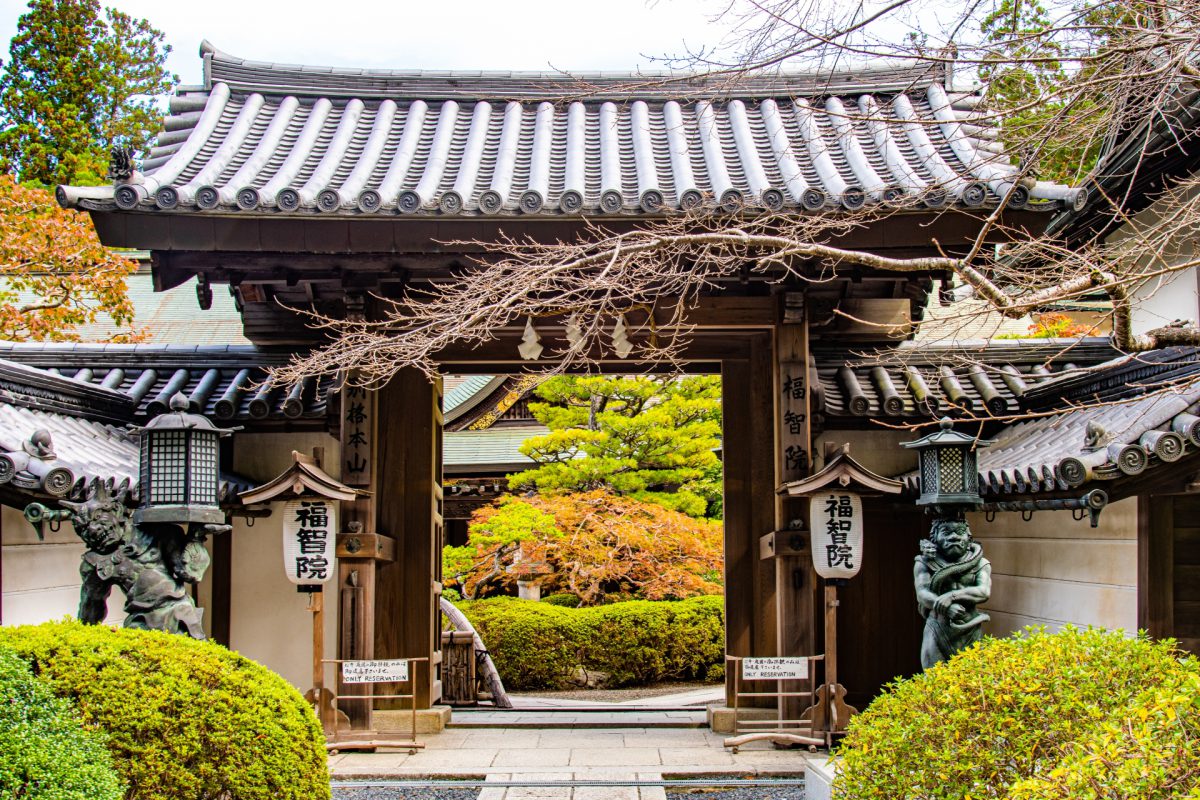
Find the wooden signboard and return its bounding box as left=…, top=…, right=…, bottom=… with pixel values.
left=742, top=657, right=810, bottom=680
left=342, top=659, right=410, bottom=684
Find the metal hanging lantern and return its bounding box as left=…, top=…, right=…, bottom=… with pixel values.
left=901, top=417, right=992, bottom=509
left=134, top=392, right=235, bottom=525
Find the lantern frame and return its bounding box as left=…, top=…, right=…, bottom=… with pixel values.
left=901, top=417, right=992, bottom=509
left=133, top=392, right=235, bottom=525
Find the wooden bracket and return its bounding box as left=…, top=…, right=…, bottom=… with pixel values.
left=336, top=532, right=395, bottom=561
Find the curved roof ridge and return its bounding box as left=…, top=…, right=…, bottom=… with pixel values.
left=199, top=39, right=948, bottom=101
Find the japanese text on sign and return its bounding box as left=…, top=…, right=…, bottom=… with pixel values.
left=341, top=384, right=372, bottom=486
left=282, top=498, right=337, bottom=585
left=742, top=657, right=809, bottom=680
left=342, top=659, right=410, bottom=683
left=808, top=491, right=863, bottom=580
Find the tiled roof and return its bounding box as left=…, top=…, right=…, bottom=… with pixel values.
left=817, top=338, right=1121, bottom=420
left=971, top=384, right=1200, bottom=497
left=0, top=344, right=331, bottom=423
left=56, top=42, right=1083, bottom=218
left=444, top=425, right=544, bottom=472
left=0, top=402, right=250, bottom=504
left=895, top=347, right=1200, bottom=498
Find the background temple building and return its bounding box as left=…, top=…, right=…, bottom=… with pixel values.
left=2, top=41, right=1197, bottom=724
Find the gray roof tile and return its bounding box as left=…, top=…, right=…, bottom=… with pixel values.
left=57, top=43, right=1083, bottom=218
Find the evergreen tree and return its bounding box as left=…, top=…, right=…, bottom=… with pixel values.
left=0, top=0, right=176, bottom=186
left=509, top=375, right=723, bottom=518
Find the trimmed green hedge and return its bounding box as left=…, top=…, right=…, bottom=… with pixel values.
left=455, top=596, right=724, bottom=690
left=0, top=645, right=123, bottom=800
left=0, top=621, right=329, bottom=800
left=836, top=627, right=1200, bottom=800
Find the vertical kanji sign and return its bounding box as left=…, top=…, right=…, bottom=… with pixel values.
left=341, top=383, right=372, bottom=487
left=779, top=360, right=811, bottom=482
left=282, top=498, right=337, bottom=585
left=808, top=492, right=863, bottom=580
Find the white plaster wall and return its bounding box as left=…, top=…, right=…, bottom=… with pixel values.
left=228, top=432, right=340, bottom=691
left=1, top=505, right=126, bottom=627
left=1108, top=185, right=1200, bottom=336
left=967, top=497, right=1137, bottom=635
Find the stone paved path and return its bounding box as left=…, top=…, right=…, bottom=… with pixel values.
left=329, top=724, right=815, bottom=798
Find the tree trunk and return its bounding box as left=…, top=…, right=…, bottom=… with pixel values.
left=439, top=597, right=513, bottom=708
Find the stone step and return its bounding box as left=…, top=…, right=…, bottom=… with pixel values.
left=448, top=710, right=708, bottom=729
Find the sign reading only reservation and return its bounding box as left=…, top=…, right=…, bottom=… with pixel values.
left=342, top=659, right=410, bottom=683
left=741, top=657, right=809, bottom=680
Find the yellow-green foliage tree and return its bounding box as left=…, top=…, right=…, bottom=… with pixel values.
left=0, top=176, right=139, bottom=340
left=444, top=491, right=723, bottom=604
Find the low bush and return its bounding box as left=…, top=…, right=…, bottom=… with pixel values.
left=542, top=593, right=581, bottom=607
left=0, top=645, right=123, bottom=800
left=0, top=620, right=329, bottom=800
left=455, top=595, right=724, bottom=690
left=835, top=627, right=1200, bottom=800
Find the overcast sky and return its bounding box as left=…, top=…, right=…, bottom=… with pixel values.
left=0, top=0, right=742, bottom=81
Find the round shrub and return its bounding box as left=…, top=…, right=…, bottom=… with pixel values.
left=457, top=597, right=585, bottom=690
left=456, top=595, right=724, bottom=690
left=542, top=593, right=581, bottom=608
left=0, top=645, right=123, bottom=800
left=0, top=620, right=329, bottom=800
left=836, top=627, right=1200, bottom=800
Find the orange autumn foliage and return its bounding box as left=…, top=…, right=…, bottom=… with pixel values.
left=0, top=176, right=142, bottom=341
left=446, top=491, right=723, bottom=605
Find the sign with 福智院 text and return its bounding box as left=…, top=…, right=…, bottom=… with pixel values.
left=341, top=659, right=410, bottom=683
left=809, top=491, right=864, bottom=580
left=282, top=498, right=336, bottom=586
left=741, top=657, right=810, bottom=680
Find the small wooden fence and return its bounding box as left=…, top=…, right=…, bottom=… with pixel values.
left=322, top=657, right=428, bottom=754
left=722, top=654, right=829, bottom=752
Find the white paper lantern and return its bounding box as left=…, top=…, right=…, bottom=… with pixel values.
left=808, top=492, right=863, bottom=580
left=282, top=498, right=337, bottom=586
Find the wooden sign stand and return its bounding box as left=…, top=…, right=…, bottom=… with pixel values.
left=778, top=446, right=904, bottom=742
left=237, top=450, right=370, bottom=738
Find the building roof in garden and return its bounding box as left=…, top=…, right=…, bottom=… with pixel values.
left=56, top=41, right=1084, bottom=219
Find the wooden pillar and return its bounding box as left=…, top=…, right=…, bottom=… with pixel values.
left=209, top=531, right=232, bottom=646
left=1138, top=493, right=1174, bottom=640
left=773, top=313, right=817, bottom=660
left=722, top=332, right=778, bottom=705
left=374, top=369, right=444, bottom=709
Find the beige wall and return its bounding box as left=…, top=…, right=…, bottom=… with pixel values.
left=1, top=505, right=126, bottom=628
left=968, top=497, right=1138, bottom=635
left=228, top=432, right=340, bottom=690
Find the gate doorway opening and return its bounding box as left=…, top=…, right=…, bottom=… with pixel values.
left=438, top=371, right=727, bottom=713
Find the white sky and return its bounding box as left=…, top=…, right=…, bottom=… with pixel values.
left=0, top=0, right=742, bottom=82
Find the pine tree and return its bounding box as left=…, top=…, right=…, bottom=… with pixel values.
left=509, top=375, right=723, bottom=518
left=0, top=0, right=177, bottom=186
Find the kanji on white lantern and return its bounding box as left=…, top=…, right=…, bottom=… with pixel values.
left=282, top=498, right=336, bottom=587
left=809, top=492, right=864, bottom=580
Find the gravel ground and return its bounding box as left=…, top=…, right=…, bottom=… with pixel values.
left=667, top=787, right=804, bottom=800
left=509, top=681, right=717, bottom=704
left=332, top=786, right=478, bottom=800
